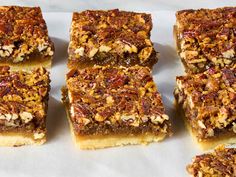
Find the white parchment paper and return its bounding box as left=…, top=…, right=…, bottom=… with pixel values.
left=0, top=11, right=210, bottom=177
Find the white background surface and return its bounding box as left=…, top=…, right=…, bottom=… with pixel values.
left=0, top=1, right=236, bottom=177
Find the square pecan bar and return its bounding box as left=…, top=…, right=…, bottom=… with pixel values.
left=0, top=66, right=50, bottom=146
left=68, top=9, right=158, bottom=69
left=187, top=146, right=236, bottom=177
left=175, top=7, right=236, bottom=73
left=63, top=66, right=171, bottom=149
left=0, top=6, right=54, bottom=70
left=174, top=66, right=236, bottom=149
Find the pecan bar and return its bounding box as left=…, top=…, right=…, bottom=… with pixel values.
left=175, top=7, right=236, bottom=73
left=68, top=9, right=158, bottom=69
left=187, top=146, right=236, bottom=177
left=63, top=66, right=171, bottom=149
left=0, top=66, right=50, bottom=146
left=174, top=66, right=236, bottom=149
left=0, top=6, right=54, bottom=70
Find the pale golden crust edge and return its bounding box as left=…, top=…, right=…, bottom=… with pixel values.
left=0, top=132, right=46, bottom=146
left=68, top=115, right=167, bottom=150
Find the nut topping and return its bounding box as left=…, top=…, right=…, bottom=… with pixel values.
left=175, top=66, right=236, bottom=141
left=68, top=9, right=158, bottom=68
left=176, top=7, right=236, bottom=73
left=99, top=45, right=112, bottom=52
left=88, top=48, right=98, bottom=58
left=20, top=112, right=33, bottom=123
left=187, top=146, right=236, bottom=177
left=138, top=47, right=153, bottom=62
left=0, top=66, right=50, bottom=131
left=66, top=66, right=171, bottom=136
left=0, top=6, right=54, bottom=62
left=75, top=47, right=85, bottom=56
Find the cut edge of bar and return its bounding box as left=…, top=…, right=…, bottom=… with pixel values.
left=175, top=101, right=236, bottom=150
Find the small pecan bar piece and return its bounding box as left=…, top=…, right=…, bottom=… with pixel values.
left=68, top=9, right=158, bottom=69
left=63, top=66, right=171, bottom=149
left=0, top=6, right=54, bottom=70
left=187, top=146, right=236, bottom=177
left=174, top=7, right=236, bottom=73
left=174, top=66, right=236, bottom=150
left=0, top=66, right=50, bottom=146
